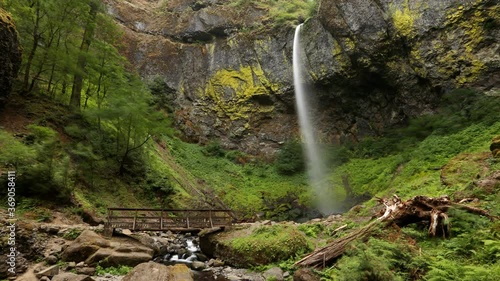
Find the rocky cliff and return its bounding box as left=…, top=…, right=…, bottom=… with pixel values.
left=104, top=0, right=499, bottom=155
left=0, top=8, right=21, bottom=106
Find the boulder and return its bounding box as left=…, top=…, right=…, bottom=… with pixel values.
left=62, top=230, right=110, bottom=262
left=129, top=232, right=169, bottom=256
left=122, top=262, right=193, bottom=281
left=52, top=272, right=96, bottom=281
left=46, top=255, right=58, bottom=265
left=263, top=267, right=284, bottom=281
left=61, top=230, right=153, bottom=267
left=86, top=247, right=153, bottom=267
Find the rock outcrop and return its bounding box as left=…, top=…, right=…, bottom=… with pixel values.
left=0, top=8, right=21, bottom=106
left=105, top=0, right=499, bottom=155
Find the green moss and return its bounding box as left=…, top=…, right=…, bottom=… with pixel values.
left=203, top=64, right=279, bottom=121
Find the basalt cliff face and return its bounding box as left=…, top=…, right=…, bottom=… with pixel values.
left=0, top=8, right=21, bottom=106
left=104, top=0, right=499, bottom=156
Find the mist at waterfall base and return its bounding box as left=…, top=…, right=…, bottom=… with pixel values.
left=293, top=24, right=340, bottom=215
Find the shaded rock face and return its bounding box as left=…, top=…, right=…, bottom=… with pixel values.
left=0, top=8, right=21, bottom=106
left=106, top=0, right=499, bottom=155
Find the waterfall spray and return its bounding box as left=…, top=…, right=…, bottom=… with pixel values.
left=293, top=24, right=338, bottom=215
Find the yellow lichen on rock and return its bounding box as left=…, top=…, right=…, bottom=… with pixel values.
left=390, top=0, right=419, bottom=38
left=203, top=64, right=278, bottom=121
left=439, top=1, right=497, bottom=85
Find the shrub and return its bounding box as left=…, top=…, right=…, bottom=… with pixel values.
left=95, top=265, right=132, bottom=276
left=202, top=141, right=225, bottom=157
left=275, top=140, right=305, bottom=175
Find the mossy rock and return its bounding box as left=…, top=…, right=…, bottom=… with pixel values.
left=201, top=224, right=311, bottom=267
left=0, top=8, right=22, bottom=105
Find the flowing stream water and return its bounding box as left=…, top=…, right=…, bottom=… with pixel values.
left=293, top=24, right=338, bottom=215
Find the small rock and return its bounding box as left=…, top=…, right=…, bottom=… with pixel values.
left=192, top=261, right=206, bottom=270
left=263, top=267, right=284, bottom=281
left=36, top=264, right=59, bottom=278
left=68, top=262, right=77, bottom=269
left=46, top=255, right=58, bottom=265
left=284, top=271, right=290, bottom=278
left=40, top=224, right=60, bottom=234
left=195, top=253, right=208, bottom=262
left=76, top=266, right=96, bottom=275
left=76, top=262, right=85, bottom=267
left=39, top=277, right=51, bottom=281
left=261, top=220, right=271, bottom=225
left=208, top=258, right=225, bottom=267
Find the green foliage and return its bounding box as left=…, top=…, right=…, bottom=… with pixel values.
left=146, top=76, right=176, bottom=112
left=202, top=141, right=226, bottom=157
left=168, top=137, right=310, bottom=218
left=229, top=0, right=318, bottom=28
left=425, top=258, right=500, bottom=281
left=95, top=265, right=132, bottom=276
left=63, top=229, right=82, bottom=240
left=275, top=140, right=305, bottom=175
left=298, top=223, right=324, bottom=238
left=0, top=126, right=72, bottom=202
left=0, top=130, right=36, bottom=168
left=328, top=238, right=424, bottom=281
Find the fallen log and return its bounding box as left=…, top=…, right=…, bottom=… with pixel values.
left=294, top=195, right=495, bottom=268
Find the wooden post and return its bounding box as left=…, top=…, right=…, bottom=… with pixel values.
left=160, top=210, right=164, bottom=230
left=133, top=209, right=138, bottom=230
left=186, top=212, right=190, bottom=228
left=209, top=210, right=213, bottom=228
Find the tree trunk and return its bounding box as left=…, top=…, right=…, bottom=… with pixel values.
left=69, top=1, right=98, bottom=110
left=22, top=0, right=42, bottom=94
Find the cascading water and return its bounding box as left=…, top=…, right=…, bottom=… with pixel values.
left=293, top=24, right=338, bottom=215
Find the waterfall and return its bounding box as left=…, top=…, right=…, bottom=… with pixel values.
left=293, top=24, right=338, bottom=215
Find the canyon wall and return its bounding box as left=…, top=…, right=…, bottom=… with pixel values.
left=104, top=0, right=499, bottom=155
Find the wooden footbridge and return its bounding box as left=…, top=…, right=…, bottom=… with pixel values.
left=105, top=208, right=233, bottom=234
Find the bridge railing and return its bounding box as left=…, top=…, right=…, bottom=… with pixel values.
left=105, top=208, right=233, bottom=232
